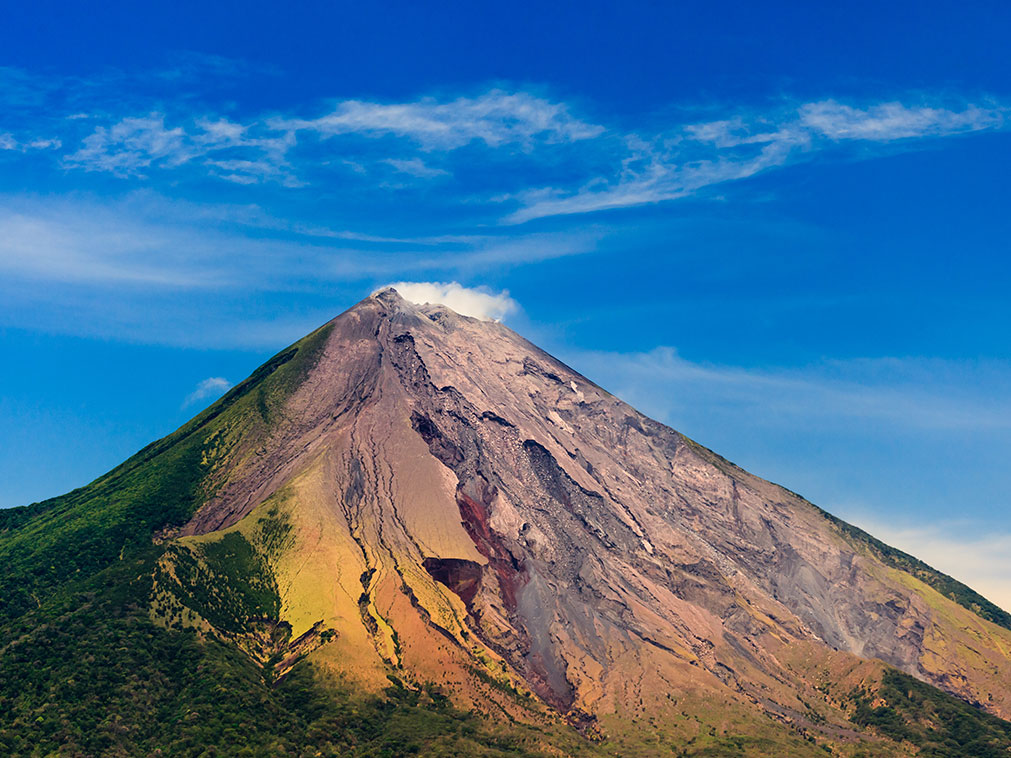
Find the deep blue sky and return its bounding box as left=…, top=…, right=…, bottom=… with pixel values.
left=2, top=1, right=1010, bottom=607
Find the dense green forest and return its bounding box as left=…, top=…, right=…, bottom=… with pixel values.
left=849, top=668, right=1011, bottom=758
left=0, top=547, right=551, bottom=757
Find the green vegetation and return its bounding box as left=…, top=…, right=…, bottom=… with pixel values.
left=158, top=532, right=280, bottom=634
left=0, top=432, right=209, bottom=623
left=815, top=506, right=1011, bottom=631
left=254, top=502, right=295, bottom=562
left=0, top=549, right=552, bottom=757
left=676, top=735, right=800, bottom=757
left=849, top=668, right=1011, bottom=757
left=0, top=323, right=332, bottom=625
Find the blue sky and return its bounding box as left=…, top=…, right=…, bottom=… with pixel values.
left=2, top=1, right=1010, bottom=607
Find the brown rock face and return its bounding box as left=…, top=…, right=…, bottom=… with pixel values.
left=183, top=288, right=1011, bottom=729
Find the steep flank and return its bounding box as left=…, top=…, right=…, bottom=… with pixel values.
left=0, top=322, right=333, bottom=623
left=683, top=435, right=1011, bottom=632
left=817, top=506, right=1011, bottom=632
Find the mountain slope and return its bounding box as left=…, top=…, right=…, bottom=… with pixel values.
left=2, top=288, right=1009, bottom=757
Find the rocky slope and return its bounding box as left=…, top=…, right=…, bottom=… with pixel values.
left=2, top=288, right=1010, bottom=757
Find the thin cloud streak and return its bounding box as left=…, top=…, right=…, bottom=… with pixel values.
left=0, top=206, right=229, bottom=288
left=0, top=133, right=61, bottom=152
left=508, top=99, right=1007, bottom=222
left=272, top=89, right=603, bottom=149
left=0, top=195, right=598, bottom=318
left=384, top=157, right=450, bottom=178
left=567, top=346, right=1011, bottom=432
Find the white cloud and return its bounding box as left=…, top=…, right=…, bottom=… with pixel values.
left=7, top=73, right=1008, bottom=222
left=799, top=99, right=1004, bottom=141
left=379, top=281, right=518, bottom=321
left=25, top=137, right=62, bottom=150
left=0, top=199, right=265, bottom=288
left=59, top=89, right=597, bottom=184
left=384, top=157, right=449, bottom=178
left=508, top=99, right=1008, bottom=223
left=0, top=194, right=597, bottom=295
left=183, top=377, right=233, bottom=407
left=0, top=133, right=61, bottom=153
left=847, top=518, right=1011, bottom=613
left=567, top=347, right=1011, bottom=432
left=276, top=89, right=603, bottom=150
left=64, top=114, right=189, bottom=176
left=193, top=117, right=248, bottom=145
left=388, top=230, right=599, bottom=271
left=41, top=82, right=1009, bottom=215
left=0, top=206, right=219, bottom=287
left=63, top=112, right=295, bottom=182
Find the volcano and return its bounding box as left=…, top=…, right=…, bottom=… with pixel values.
left=3, top=288, right=1011, bottom=757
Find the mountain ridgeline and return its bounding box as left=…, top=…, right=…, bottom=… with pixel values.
left=2, top=288, right=1010, bottom=757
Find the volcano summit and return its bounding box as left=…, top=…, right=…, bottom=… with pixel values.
left=2, top=288, right=1010, bottom=757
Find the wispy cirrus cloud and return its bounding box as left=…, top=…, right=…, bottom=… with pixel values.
left=55, top=89, right=598, bottom=184
left=0, top=132, right=61, bottom=152
left=507, top=99, right=1008, bottom=222
left=798, top=99, right=1002, bottom=141
left=0, top=203, right=230, bottom=287
left=568, top=346, right=1011, bottom=432
left=63, top=113, right=297, bottom=184
left=4, top=62, right=1010, bottom=220
left=271, top=89, right=603, bottom=149
left=64, top=114, right=189, bottom=175
left=0, top=193, right=598, bottom=296
left=384, top=157, right=449, bottom=178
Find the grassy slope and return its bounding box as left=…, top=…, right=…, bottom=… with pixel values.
left=0, top=322, right=332, bottom=624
